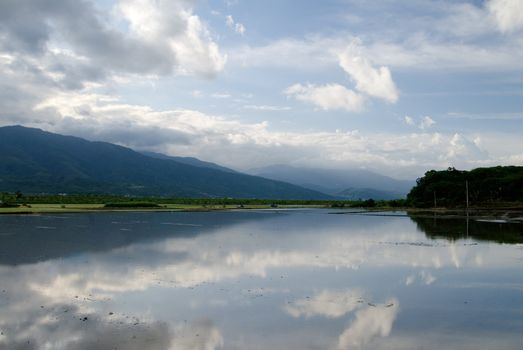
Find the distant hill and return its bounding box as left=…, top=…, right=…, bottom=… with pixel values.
left=0, top=126, right=332, bottom=199
left=141, top=151, right=237, bottom=173
left=249, top=165, right=413, bottom=199
left=407, top=166, right=523, bottom=207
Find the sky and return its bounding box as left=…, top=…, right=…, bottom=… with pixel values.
left=1, top=0, right=522, bottom=179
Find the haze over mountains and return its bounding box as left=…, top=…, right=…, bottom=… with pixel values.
left=249, top=165, right=413, bottom=199
left=0, top=126, right=330, bottom=199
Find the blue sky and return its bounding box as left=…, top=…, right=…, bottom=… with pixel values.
left=1, top=0, right=522, bottom=179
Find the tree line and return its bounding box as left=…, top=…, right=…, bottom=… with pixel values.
left=407, top=166, right=523, bottom=208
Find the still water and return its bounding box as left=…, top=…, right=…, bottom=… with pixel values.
left=0, top=209, right=522, bottom=349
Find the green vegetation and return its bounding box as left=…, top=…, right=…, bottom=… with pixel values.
left=407, top=166, right=523, bottom=208
left=0, top=192, right=410, bottom=214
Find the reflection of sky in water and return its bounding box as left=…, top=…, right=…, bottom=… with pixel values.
left=0, top=210, right=522, bottom=349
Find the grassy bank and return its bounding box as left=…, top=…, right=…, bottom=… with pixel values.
left=0, top=202, right=330, bottom=214
left=1, top=193, right=522, bottom=215
left=0, top=193, right=394, bottom=214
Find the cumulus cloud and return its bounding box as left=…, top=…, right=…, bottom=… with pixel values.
left=337, top=301, right=399, bottom=350
left=405, top=116, right=436, bottom=130
left=487, top=0, right=523, bottom=33
left=117, top=0, right=226, bottom=77
left=446, top=133, right=488, bottom=161
left=0, top=0, right=225, bottom=86
left=338, top=44, right=399, bottom=103
left=284, top=83, right=365, bottom=112
left=225, top=15, right=246, bottom=35
left=419, top=116, right=436, bottom=130
left=285, top=40, right=398, bottom=112
left=404, top=116, right=415, bottom=126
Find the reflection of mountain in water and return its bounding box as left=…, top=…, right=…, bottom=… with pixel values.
left=0, top=211, right=275, bottom=266
left=409, top=214, right=523, bottom=244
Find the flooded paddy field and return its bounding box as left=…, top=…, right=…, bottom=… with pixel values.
left=1, top=209, right=522, bottom=349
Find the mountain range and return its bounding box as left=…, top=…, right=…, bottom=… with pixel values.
left=0, top=125, right=413, bottom=199
left=0, top=126, right=331, bottom=199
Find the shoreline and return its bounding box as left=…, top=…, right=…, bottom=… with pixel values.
left=2, top=204, right=523, bottom=221
left=0, top=203, right=328, bottom=215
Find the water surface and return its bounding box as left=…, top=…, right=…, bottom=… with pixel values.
left=1, top=209, right=522, bottom=349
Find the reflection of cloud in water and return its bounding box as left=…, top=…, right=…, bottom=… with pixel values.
left=282, top=289, right=399, bottom=349
left=0, top=212, right=515, bottom=349
left=405, top=270, right=436, bottom=286
left=0, top=300, right=223, bottom=350
left=171, top=320, right=224, bottom=350
left=284, top=289, right=365, bottom=319
left=0, top=218, right=490, bottom=317
left=337, top=300, right=399, bottom=350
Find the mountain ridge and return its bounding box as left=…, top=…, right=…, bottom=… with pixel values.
left=0, top=125, right=332, bottom=199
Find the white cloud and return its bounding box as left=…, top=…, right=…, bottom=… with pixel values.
left=337, top=301, right=399, bottom=350
left=446, top=133, right=488, bottom=161
left=0, top=0, right=226, bottom=84
left=338, top=44, right=399, bottom=103
left=225, top=14, right=246, bottom=35
left=487, top=0, right=523, bottom=33
left=284, top=83, right=365, bottom=112
left=235, top=22, right=246, bottom=35
left=243, top=105, right=291, bottom=111
left=22, top=90, right=521, bottom=179
left=284, top=41, right=398, bottom=112
left=225, top=15, right=234, bottom=28
left=404, top=116, right=435, bottom=130
left=419, top=116, right=435, bottom=130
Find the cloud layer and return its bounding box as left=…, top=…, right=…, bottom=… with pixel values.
left=1, top=0, right=523, bottom=179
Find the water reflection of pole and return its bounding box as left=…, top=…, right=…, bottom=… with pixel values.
left=466, top=211, right=469, bottom=239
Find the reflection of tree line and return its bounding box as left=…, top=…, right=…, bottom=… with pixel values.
left=408, top=214, right=523, bottom=244
left=0, top=211, right=272, bottom=265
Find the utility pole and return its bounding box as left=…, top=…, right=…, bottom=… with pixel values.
left=433, top=190, right=437, bottom=208
left=465, top=180, right=469, bottom=210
